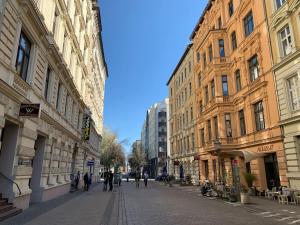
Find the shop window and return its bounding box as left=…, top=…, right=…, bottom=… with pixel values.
left=244, top=11, right=254, bottom=37
left=15, top=31, right=31, bottom=81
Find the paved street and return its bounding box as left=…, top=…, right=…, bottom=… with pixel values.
left=1, top=182, right=300, bottom=225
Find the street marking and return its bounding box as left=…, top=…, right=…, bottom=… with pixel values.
left=276, top=216, right=293, bottom=221
left=264, top=213, right=281, bottom=218
left=282, top=210, right=289, bottom=212
left=290, top=212, right=296, bottom=214
left=289, top=219, right=300, bottom=224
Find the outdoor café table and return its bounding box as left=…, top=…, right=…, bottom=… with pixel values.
left=268, top=191, right=281, bottom=200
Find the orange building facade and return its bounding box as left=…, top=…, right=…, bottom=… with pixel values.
left=189, top=0, right=288, bottom=191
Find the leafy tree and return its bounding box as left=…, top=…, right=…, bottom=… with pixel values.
left=128, top=142, right=146, bottom=171
left=100, top=128, right=126, bottom=170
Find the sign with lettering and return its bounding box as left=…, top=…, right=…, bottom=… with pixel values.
left=257, top=145, right=274, bottom=152
left=82, top=114, right=91, bottom=141
left=19, top=104, right=40, bottom=118
left=87, top=160, right=95, bottom=167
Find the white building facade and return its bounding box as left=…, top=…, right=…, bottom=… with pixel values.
left=0, top=0, right=107, bottom=210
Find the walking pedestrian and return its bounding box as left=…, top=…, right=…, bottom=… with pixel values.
left=84, top=172, right=89, bottom=191
left=135, top=170, right=141, bottom=188
left=75, top=171, right=80, bottom=190
left=103, top=169, right=109, bottom=191
left=108, top=170, right=113, bottom=191
left=144, top=171, right=149, bottom=188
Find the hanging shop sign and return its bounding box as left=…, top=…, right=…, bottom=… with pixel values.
left=194, top=155, right=200, bottom=161
left=82, top=114, right=91, bottom=141
left=19, top=104, right=40, bottom=118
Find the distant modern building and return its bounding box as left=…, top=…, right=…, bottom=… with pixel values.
left=141, top=99, right=169, bottom=178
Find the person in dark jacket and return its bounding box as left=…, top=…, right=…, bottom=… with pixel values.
left=108, top=171, right=113, bottom=191
left=103, top=170, right=109, bottom=191
left=75, top=171, right=80, bottom=190
left=84, top=172, right=89, bottom=191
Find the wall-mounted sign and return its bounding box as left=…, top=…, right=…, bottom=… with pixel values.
left=82, top=114, right=91, bottom=141
left=19, top=104, right=40, bottom=118
left=87, top=160, right=95, bottom=167
left=257, top=145, right=274, bottom=153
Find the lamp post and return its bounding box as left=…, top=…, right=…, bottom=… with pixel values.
left=214, top=138, right=222, bottom=183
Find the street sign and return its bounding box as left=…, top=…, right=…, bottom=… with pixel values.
left=87, top=160, right=95, bottom=166
left=19, top=104, right=40, bottom=118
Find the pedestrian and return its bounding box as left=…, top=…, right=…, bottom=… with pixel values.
left=144, top=171, right=149, bottom=188
left=103, top=170, right=108, bottom=191
left=135, top=170, right=141, bottom=188
left=75, top=171, right=80, bottom=190
left=84, top=172, right=89, bottom=191
left=118, top=173, right=122, bottom=186
left=108, top=170, right=113, bottom=191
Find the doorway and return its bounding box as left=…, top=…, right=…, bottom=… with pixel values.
left=30, top=135, right=46, bottom=204
left=264, top=153, right=280, bottom=190
left=0, top=120, right=19, bottom=201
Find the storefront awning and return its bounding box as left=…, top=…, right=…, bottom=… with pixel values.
left=224, top=150, right=266, bottom=163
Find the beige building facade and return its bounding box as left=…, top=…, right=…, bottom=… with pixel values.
left=264, top=0, right=300, bottom=189
left=0, top=0, right=107, bottom=210
left=189, top=0, right=287, bottom=191
left=167, top=44, right=199, bottom=184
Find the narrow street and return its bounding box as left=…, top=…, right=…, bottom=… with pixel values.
left=2, top=182, right=300, bottom=225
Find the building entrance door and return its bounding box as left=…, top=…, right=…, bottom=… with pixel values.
left=264, top=153, right=280, bottom=190
left=0, top=121, right=19, bottom=201
left=30, top=135, right=46, bottom=204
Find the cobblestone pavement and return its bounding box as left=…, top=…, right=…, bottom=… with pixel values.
left=118, top=181, right=297, bottom=225
left=1, top=182, right=300, bottom=225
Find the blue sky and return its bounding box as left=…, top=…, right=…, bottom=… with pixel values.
left=100, top=0, right=206, bottom=153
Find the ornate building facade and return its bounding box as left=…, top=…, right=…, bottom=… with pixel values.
left=0, top=0, right=107, bottom=210
left=167, top=44, right=199, bottom=184
left=264, top=0, right=300, bottom=189
left=189, top=0, right=287, bottom=190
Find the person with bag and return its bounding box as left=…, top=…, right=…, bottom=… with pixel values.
left=84, top=172, right=89, bottom=191
left=108, top=170, right=114, bottom=191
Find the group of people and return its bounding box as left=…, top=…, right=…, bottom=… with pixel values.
left=135, top=171, right=149, bottom=188
left=74, top=171, right=93, bottom=191
left=103, top=170, right=114, bottom=191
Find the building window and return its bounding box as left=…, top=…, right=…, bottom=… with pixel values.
left=208, top=45, right=213, bottom=62
left=189, top=61, right=192, bottom=72
left=44, top=67, right=51, bottom=100
left=204, top=160, right=209, bottom=180
left=239, top=109, right=246, bottom=136
left=203, top=52, right=207, bottom=68
left=222, top=75, right=229, bottom=96
left=190, top=107, right=193, bottom=121
left=191, top=133, right=195, bottom=149
left=214, top=116, right=218, bottom=138
left=228, top=0, right=234, bottom=17
left=225, top=113, right=232, bottom=137
left=197, top=52, right=201, bottom=62
left=201, top=128, right=205, bottom=147
left=200, top=100, right=203, bottom=114
left=249, top=55, right=259, bottom=82
left=219, top=39, right=225, bottom=58
left=15, top=31, right=31, bottom=81
left=52, top=8, right=59, bottom=36
left=198, top=73, right=201, bottom=87
left=276, top=0, right=286, bottom=9
left=189, top=82, right=192, bottom=96
left=205, top=85, right=209, bottom=103
left=211, top=79, right=215, bottom=98
left=56, top=82, right=62, bottom=110
left=64, top=94, right=69, bottom=116
left=287, top=74, right=300, bottom=111
left=208, top=120, right=212, bottom=140
left=231, top=31, right=237, bottom=51
left=254, top=101, right=265, bottom=131
left=279, top=25, right=292, bottom=57
left=244, top=11, right=254, bottom=37
left=218, top=17, right=222, bottom=29
left=235, top=70, right=241, bottom=92
left=170, top=88, right=173, bottom=96
left=184, top=68, right=187, bottom=78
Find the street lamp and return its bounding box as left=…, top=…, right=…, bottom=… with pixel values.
left=214, top=138, right=222, bottom=183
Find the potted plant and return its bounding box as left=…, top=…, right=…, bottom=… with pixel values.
left=168, top=175, right=175, bottom=187
left=243, top=172, right=256, bottom=196
left=240, top=185, right=250, bottom=204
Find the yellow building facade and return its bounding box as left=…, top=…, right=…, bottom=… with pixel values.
left=264, top=0, right=300, bottom=189
left=167, top=44, right=199, bottom=184
left=190, top=0, right=288, bottom=191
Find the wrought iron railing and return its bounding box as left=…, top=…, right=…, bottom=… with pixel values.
left=0, top=172, right=21, bottom=195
